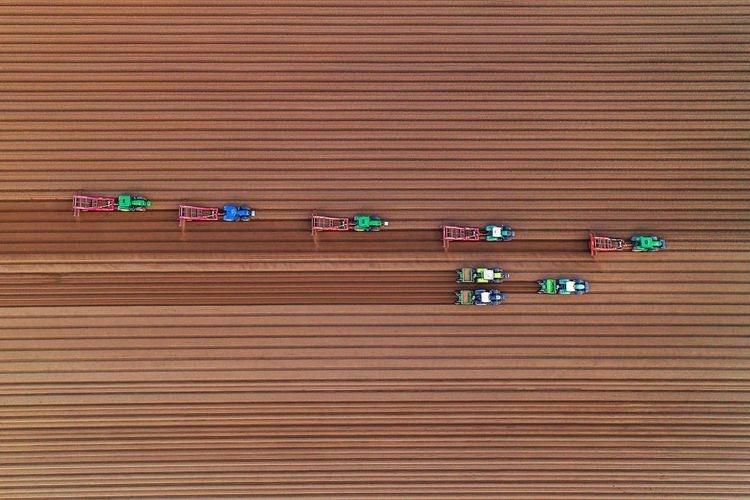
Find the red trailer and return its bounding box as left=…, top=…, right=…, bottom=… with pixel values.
left=178, top=204, right=219, bottom=228
left=589, top=232, right=627, bottom=256
left=72, top=195, right=116, bottom=216
left=311, top=213, right=350, bottom=235
left=442, top=225, right=481, bottom=248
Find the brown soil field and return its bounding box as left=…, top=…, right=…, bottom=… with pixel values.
left=1, top=1, right=749, bottom=498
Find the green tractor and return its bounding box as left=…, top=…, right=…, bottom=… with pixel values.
left=485, top=225, right=515, bottom=242
left=352, top=214, right=388, bottom=232
left=456, top=267, right=509, bottom=284
left=538, top=277, right=590, bottom=296
left=116, top=194, right=152, bottom=212
left=631, top=235, right=666, bottom=252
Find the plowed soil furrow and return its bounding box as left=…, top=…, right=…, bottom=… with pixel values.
left=0, top=0, right=748, bottom=498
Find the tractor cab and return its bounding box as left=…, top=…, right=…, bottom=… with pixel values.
left=474, top=289, right=506, bottom=305
left=477, top=268, right=508, bottom=282
left=480, top=268, right=496, bottom=281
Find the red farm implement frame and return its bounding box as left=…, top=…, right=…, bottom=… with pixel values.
left=72, top=195, right=116, bottom=216
left=589, top=232, right=629, bottom=256
left=311, top=213, right=350, bottom=235
left=178, top=204, right=219, bottom=228
left=442, top=225, right=481, bottom=248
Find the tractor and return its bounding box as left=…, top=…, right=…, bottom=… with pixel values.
left=538, top=278, right=590, bottom=296
left=352, top=215, right=388, bottom=232
left=631, top=235, right=666, bottom=252
left=116, top=194, right=152, bottom=212
left=455, top=289, right=507, bottom=305
left=456, top=267, right=509, bottom=284
left=485, top=225, right=515, bottom=242
left=222, top=204, right=256, bottom=222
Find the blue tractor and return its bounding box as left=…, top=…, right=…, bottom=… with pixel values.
left=222, top=205, right=256, bottom=222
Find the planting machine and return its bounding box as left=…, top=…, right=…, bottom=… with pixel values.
left=537, top=278, right=590, bottom=296
left=590, top=232, right=666, bottom=256
left=456, top=267, right=509, bottom=284
left=442, top=224, right=514, bottom=248
left=311, top=212, right=388, bottom=236
left=179, top=204, right=256, bottom=228
left=73, top=193, right=151, bottom=216
left=455, top=289, right=507, bottom=306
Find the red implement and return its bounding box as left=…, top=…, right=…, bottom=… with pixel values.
left=72, top=195, right=116, bottom=216
left=589, top=232, right=627, bottom=256
left=311, top=213, right=350, bottom=235
left=178, top=204, right=219, bottom=227
left=442, top=225, right=481, bottom=248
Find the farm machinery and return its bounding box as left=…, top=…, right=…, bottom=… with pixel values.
left=456, top=267, right=509, bottom=284
left=537, top=278, right=590, bottom=295
left=116, top=194, right=152, bottom=212
left=73, top=193, right=152, bottom=216
left=442, top=224, right=514, bottom=248
left=311, top=212, right=388, bottom=235
left=455, top=289, right=507, bottom=306
left=179, top=203, right=256, bottom=228
left=590, top=232, right=666, bottom=256
left=631, top=235, right=667, bottom=252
